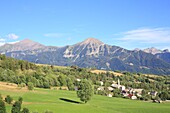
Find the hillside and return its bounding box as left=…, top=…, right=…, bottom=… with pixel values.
left=0, top=86, right=170, bottom=113
left=1, top=38, right=170, bottom=75
left=0, top=54, right=169, bottom=98
left=0, top=54, right=170, bottom=113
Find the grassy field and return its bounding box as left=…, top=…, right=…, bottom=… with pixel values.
left=0, top=82, right=170, bottom=113
left=90, top=69, right=123, bottom=76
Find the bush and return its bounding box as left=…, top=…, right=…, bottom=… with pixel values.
left=159, top=91, right=169, bottom=101
left=18, top=83, right=26, bottom=88
left=5, top=95, right=13, bottom=104
left=18, top=97, right=23, bottom=104
left=21, top=108, right=30, bottom=113
left=11, top=101, right=21, bottom=113
left=27, top=82, right=34, bottom=90
left=0, top=100, right=6, bottom=113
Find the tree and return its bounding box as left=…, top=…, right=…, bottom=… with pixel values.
left=58, top=75, right=66, bottom=86
left=159, top=91, right=169, bottom=101
left=18, top=97, right=23, bottom=104
left=21, top=108, right=30, bottom=113
left=11, top=101, right=21, bottom=113
left=67, top=78, right=74, bottom=91
left=77, top=80, right=93, bottom=103
left=5, top=95, right=13, bottom=104
left=0, top=100, right=6, bottom=113
left=27, top=82, right=34, bottom=90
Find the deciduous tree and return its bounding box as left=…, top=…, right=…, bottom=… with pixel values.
left=77, top=80, right=93, bottom=103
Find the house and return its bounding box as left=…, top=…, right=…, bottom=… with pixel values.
left=76, top=78, right=81, bottom=82
left=97, top=87, right=104, bottom=91
left=107, top=94, right=113, bottom=97
left=149, top=91, right=158, bottom=96
left=131, top=96, right=137, bottom=100
left=130, top=88, right=143, bottom=95
left=107, top=87, right=114, bottom=91
left=111, top=84, right=119, bottom=88
left=133, top=89, right=143, bottom=94
left=99, top=81, right=104, bottom=86
left=120, top=85, right=126, bottom=91
left=111, top=79, right=125, bottom=91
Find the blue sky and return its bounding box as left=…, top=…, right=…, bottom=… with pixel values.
left=0, top=0, right=170, bottom=50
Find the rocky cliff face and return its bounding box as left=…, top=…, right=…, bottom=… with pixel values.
left=142, top=47, right=170, bottom=64
left=1, top=38, right=170, bottom=75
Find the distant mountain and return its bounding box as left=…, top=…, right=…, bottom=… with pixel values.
left=142, top=47, right=170, bottom=64
left=143, top=47, right=169, bottom=54
left=1, top=38, right=170, bottom=75
left=0, top=39, right=45, bottom=53
left=143, top=47, right=163, bottom=54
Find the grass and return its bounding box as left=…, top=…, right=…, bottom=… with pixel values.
left=0, top=82, right=169, bottom=113
left=90, top=69, right=123, bottom=76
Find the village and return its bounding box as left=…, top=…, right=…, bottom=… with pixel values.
left=97, top=79, right=158, bottom=101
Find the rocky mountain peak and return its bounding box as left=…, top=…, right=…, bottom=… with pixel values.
left=80, top=38, right=104, bottom=46
left=17, top=38, right=34, bottom=44
left=143, top=47, right=162, bottom=55
left=14, top=39, right=45, bottom=50
left=0, top=39, right=45, bottom=52
left=163, top=49, right=169, bottom=53
left=15, top=39, right=41, bottom=45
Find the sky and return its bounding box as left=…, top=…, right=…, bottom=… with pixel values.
left=0, top=0, right=170, bottom=50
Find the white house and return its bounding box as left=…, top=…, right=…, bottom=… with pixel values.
left=76, top=78, right=81, bottom=82
left=107, top=87, right=114, bottom=91
left=99, top=81, right=104, bottom=86
left=97, top=87, right=104, bottom=91
left=107, top=94, right=113, bottom=97
left=131, top=96, right=137, bottom=100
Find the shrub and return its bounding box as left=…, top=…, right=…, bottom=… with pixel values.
left=0, top=100, right=6, bottom=113
left=21, top=108, right=30, bottom=113
left=5, top=95, right=13, bottom=104
left=18, top=97, right=23, bottom=104
left=27, top=82, right=34, bottom=90
left=11, top=101, right=21, bottom=113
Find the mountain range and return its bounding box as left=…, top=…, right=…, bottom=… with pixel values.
left=0, top=38, right=170, bottom=75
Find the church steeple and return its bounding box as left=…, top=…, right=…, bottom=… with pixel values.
left=118, top=78, right=120, bottom=88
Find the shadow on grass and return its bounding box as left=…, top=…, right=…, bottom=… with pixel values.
left=59, top=98, right=82, bottom=104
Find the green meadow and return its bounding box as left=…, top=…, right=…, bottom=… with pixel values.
left=0, top=88, right=170, bottom=113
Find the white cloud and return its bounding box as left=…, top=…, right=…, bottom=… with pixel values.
left=44, top=33, right=63, bottom=38
left=6, top=33, right=19, bottom=40
left=0, top=33, right=20, bottom=46
left=119, top=28, right=170, bottom=44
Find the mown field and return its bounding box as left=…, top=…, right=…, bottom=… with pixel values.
left=0, top=82, right=170, bottom=113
